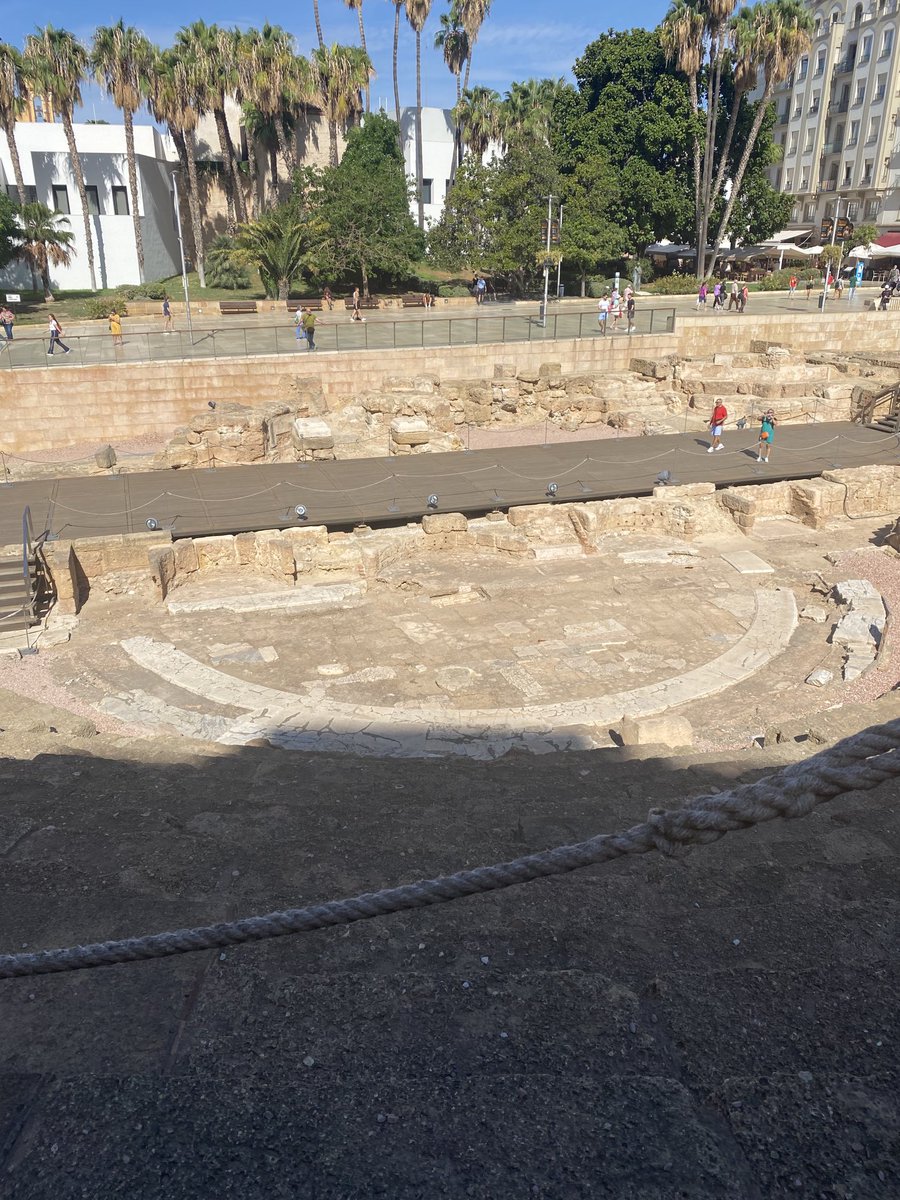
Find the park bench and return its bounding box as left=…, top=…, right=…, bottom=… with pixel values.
left=344, top=296, right=380, bottom=311
left=401, top=293, right=429, bottom=308
left=219, top=300, right=258, bottom=315
left=286, top=299, right=324, bottom=312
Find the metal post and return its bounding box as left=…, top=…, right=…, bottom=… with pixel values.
left=820, top=195, right=841, bottom=314
left=556, top=203, right=564, bottom=299
left=171, top=172, right=194, bottom=346
left=540, top=193, right=553, bottom=327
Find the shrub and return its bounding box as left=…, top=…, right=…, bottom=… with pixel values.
left=206, top=236, right=251, bottom=290
left=438, top=283, right=471, bottom=297
left=647, top=272, right=701, bottom=295
left=755, top=269, right=795, bottom=291
left=84, top=298, right=127, bottom=319
left=113, top=281, right=169, bottom=301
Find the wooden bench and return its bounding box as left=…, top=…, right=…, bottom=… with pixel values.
left=286, top=299, right=324, bottom=312
left=219, top=300, right=258, bottom=315
left=344, top=296, right=380, bottom=311
left=401, top=293, right=429, bottom=308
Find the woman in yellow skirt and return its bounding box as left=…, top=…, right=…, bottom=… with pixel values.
left=109, top=310, right=123, bottom=347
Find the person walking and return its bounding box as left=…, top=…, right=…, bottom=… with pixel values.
left=626, top=291, right=636, bottom=333
left=597, top=294, right=609, bottom=335
left=712, top=281, right=722, bottom=310
left=323, top=286, right=334, bottom=312
left=697, top=281, right=708, bottom=308
left=888, top=265, right=899, bottom=291
left=162, top=296, right=173, bottom=333
left=728, top=280, right=739, bottom=311
left=879, top=283, right=893, bottom=311
left=740, top=284, right=749, bottom=313
left=789, top=274, right=798, bottom=296
left=294, top=307, right=305, bottom=345
left=476, top=275, right=486, bottom=305
left=350, top=287, right=365, bottom=322
left=109, top=309, right=123, bottom=347
left=757, top=408, right=777, bottom=463
left=834, top=276, right=844, bottom=301
left=707, top=400, right=728, bottom=452
left=301, top=306, right=317, bottom=351
left=0, top=306, right=13, bottom=342
left=47, top=314, right=71, bottom=355
left=806, top=278, right=814, bottom=300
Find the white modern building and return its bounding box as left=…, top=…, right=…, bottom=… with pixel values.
left=399, top=107, right=500, bottom=226
left=770, top=0, right=900, bottom=236
left=0, top=121, right=181, bottom=291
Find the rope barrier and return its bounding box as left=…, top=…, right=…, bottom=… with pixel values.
left=1, top=718, right=897, bottom=981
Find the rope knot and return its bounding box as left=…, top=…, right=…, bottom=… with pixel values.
left=647, top=807, right=691, bottom=857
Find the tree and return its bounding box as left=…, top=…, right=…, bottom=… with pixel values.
left=454, top=85, right=501, bottom=160
left=312, top=44, right=373, bottom=168
left=457, top=0, right=492, bottom=91
left=343, top=0, right=371, bottom=112
left=14, top=201, right=75, bottom=299
left=175, top=21, right=246, bottom=231
left=312, top=0, right=326, bottom=51
left=558, top=154, right=628, bottom=295
left=206, top=235, right=251, bottom=288
left=390, top=0, right=403, bottom=129
left=146, top=47, right=206, bottom=287
left=0, top=191, right=18, bottom=270
left=0, top=43, right=27, bottom=205
left=319, top=111, right=424, bottom=296
left=236, top=26, right=310, bottom=186
left=503, top=78, right=566, bottom=149
left=244, top=103, right=295, bottom=209
left=435, top=6, right=468, bottom=174
left=23, top=26, right=98, bottom=290
left=486, top=141, right=559, bottom=294
left=92, top=21, right=154, bottom=279
left=237, top=206, right=308, bottom=299
left=405, top=0, right=433, bottom=230
left=853, top=223, right=879, bottom=250
left=427, top=155, right=492, bottom=268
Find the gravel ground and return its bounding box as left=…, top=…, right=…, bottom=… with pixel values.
left=0, top=654, right=149, bottom=739
left=2, top=435, right=166, bottom=470
left=467, top=420, right=633, bottom=450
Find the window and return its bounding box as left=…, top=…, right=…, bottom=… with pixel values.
left=815, top=17, right=823, bottom=36
left=804, top=200, right=817, bottom=218
left=445, top=178, right=452, bottom=196
left=112, top=186, right=129, bottom=216
left=863, top=158, right=873, bottom=182
left=881, top=27, right=894, bottom=56
left=815, top=48, right=827, bottom=74
left=860, top=33, right=873, bottom=60
left=33, top=95, right=45, bottom=122
left=875, top=72, right=887, bottom=100
left=865, top=197, right=881, bottom=217
left=85, top=185, right=100, bottom=216
left=854, top=80, right=866, bottom=103
left=849, top=118, right=860, bottom=143
left=790, top=204, right=800, bottom=222
left=801, top=174, right=811, bottom=190
left=805, top=128, right=815, bottom=151
left=420, top=178, right=433, bottom=205
left=784, top=169, right=794, bottom=191
left=847, top=199, right=860, bottom=218
left=793, top=99, right=803, bottom=115
left=51, top=184, right=70, bottom=214
left=798, top=55, right=809, bottom=79
left=5, top=185, right=37, bottom=203
left=867, top=114, right=881, bottom=141
left=789, top=131, right=799, bottom=153
left=810, top=91, right=821, bottom=113
left=844, top=160, right=854, bottom=182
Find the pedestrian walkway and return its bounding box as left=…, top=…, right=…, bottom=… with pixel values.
left=1, top=420, right=895, bottom=545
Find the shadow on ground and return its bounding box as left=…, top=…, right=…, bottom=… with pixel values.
left=0, top=734, right=898, bottom=1198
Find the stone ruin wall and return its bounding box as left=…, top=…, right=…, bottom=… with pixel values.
left=21, top=466, right=898, bottom=616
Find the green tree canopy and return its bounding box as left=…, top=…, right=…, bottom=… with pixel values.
left=317, top=111, right=424, bottom=295
left=0, top=191, right=17, bottom=270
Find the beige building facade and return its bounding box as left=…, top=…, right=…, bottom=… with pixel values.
left=770, top=0, right=900, bottom=236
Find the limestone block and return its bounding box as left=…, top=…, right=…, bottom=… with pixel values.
left=805, top=668, right=834, bottom=687
left=653, top=482, right=715, bottom=501
left=316, top=541, right=364, bottom=575
left=95, top=444, right=117, bottom=469
left=517, top=369, right=540, bottom=385
left=619, top=715, right=693, bottom=748
left=190, top=402, right=254, bottom=433
left=629, top=356, right=675, bottom=380
left=42, top=542, right=80, bottom=614
left=422, top=531, right=476, bottom=551
left=291, top=417, right=334, bottom=451
left=422, top=512, right=468, bottom=534
left=195, top=534, right=238, bottom=570
left=148, top=546, right=176, bottom=601
left=472, top=524, right=532, bottom=555
left=390, top=417, right=430, bottom=445
left=800, top=605, right=829, bottom=622
left=789, top=479, right=845, bottom=528
left=234, top=531, right=259, bottom=566
left=538, top=362, right=562, bottom=378
left=173, top=538, right=199, bottom=577
left=384, top=375, right=436, bottom=393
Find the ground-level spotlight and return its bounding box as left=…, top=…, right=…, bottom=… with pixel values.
left=294, top=504, right=308, bottom=519
left=427, top=494, right=439, bottom=509
left=546, top=482, right=559, bottom=497
left=655, top=470, right=677, bottom=487
left=146, top=518, right=160, bottom=531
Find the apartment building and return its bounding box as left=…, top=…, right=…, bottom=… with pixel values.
left=770, top=0, right=900, bottom=236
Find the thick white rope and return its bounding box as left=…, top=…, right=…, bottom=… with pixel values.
left=1, top=718, right=897, bottom=981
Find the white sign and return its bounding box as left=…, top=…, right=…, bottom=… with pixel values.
left=4, top=293, right=20, bottom=303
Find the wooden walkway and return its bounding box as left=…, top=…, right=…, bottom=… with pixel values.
left=1, top=422, right=896, bottom=545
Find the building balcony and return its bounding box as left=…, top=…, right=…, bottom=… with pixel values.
left=833, top=58, right=856, bottom=73
left=809, top=105, right=821, bottom=115
left=858, top=53, right=871, bottom=65
left=819, top=179, right=838, bottom=191
left=874, top=87, right=886, bottom=101
left=829, top=99, right=850, bottom=111
left=778, top=109, right=790, bottom=123
left=822, top=140, right=844, bottom=153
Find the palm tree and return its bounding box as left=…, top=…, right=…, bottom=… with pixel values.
left=23, top=26, right=97, bottom=290
left=389, top=0, right=403, bottom=128
left=312, top=0, right=326, bottom=50
left=708, top=0, right=812, bottom=274
left=175, top=21, right=246, bottom=231
left=146, top=47, right=206, bottom=286
left=502, top=78, right=565, bottom=148
left=312, top=44, right=373, bottom=167
left=343, top=0, right=371, bottom=112
left=15, top=201, right=75, bottom=299
left=454, top=85, right=501, bottom=159
left=435, top=6, right=468, bottom=175
left=92, top=21, right=154, bottom=280
left=457, top=0, right=492, bottom=91
left=404, top=0, right=433, bottom=230
left=237, top=207, right=307, bottom=299
left=660, top=0, right=705, bottom=261
left=0, top=43, right=27, bottom=205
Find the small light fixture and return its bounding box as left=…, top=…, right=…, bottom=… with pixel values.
left=546, top=482, right=559, bottom=497
left=294, top=504, right=308, bottom=519
left=146, top=517, right=160, bottom=531
left=656, top=470, right=677, bottom=487
left=207, top=401, right=217, bottom=410
left=426, top=494, right=439, bottom=508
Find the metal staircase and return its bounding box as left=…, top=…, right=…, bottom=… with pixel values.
left=0, top=508, right=50, bottom=653
left=854, top=382, right=900, bottom=433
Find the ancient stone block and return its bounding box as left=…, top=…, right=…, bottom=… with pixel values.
left=148, top=546, right=175, bottom=601
left=94, top=444, right=116, bottom=470
left=619, top=715, right=693, bottom=748
left=173, top=538, right=199, bottom=577
left=422, top=512, right=468, bottom=534
left=291, top=417, right=334, bottom=451
left=195, top=534, right=237, bottom=569
left=390, top=417, right=430, bottom=445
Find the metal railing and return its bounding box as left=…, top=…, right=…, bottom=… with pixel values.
left=0, top=306, right=678, bottom=372
left=851, top=380, right=900, bottom=425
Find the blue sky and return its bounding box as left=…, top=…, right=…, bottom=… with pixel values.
left=7, top=0, right=670, bottom=124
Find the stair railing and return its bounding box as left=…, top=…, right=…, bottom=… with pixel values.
left=852, top=381, right=900, bottom=425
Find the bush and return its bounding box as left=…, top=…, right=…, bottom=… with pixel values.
left=206, top=236, right=250, bottom=290
left=113, top=281, right=169, bottom=301
left=438, top=283, right=472, bottom=298
left=83, top=298, right=127, bottom=319
left=647, top=272, right=701, bottom=295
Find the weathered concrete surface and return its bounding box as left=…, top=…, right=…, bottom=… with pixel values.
left=0, top=700, right=897, bottom=1198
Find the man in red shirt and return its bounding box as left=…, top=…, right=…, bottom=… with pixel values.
left=708, top=402, right=727, bottom=452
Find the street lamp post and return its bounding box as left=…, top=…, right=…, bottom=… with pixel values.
left=820, top=195, right=842, bottom=314
left=171, top=171, right=194, bottom=345
left=555, top=203, right=564, bottom=299
left=540, top=193, right=553, bottom=328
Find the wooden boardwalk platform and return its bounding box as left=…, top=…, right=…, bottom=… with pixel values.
left=1, top=422, right=896, bottom=545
